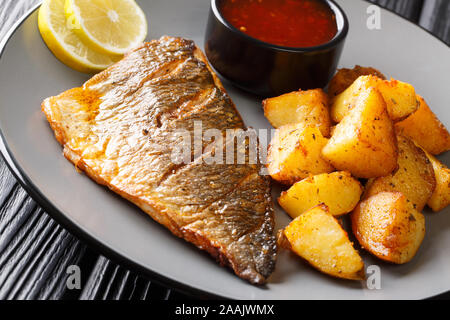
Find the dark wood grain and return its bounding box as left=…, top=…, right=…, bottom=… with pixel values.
left=369, top=0, right=424, bottom=21
left=0, top=0, right=448, bottom=300
left=420, top=0, right=450, bottom=44
left=0, top=0, right=40, bottom=41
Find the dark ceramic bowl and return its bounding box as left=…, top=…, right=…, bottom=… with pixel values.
left=204, top=0, right=349, bottom=98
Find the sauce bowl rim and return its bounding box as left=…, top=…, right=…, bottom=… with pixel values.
left=210, top=0, right=349, bottom=53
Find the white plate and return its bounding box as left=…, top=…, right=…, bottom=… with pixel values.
left=0, top=0, right=449, bottom=299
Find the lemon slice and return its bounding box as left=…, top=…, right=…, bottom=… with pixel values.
left=64, top=0, right=148, bottom=56
left=39, top=0, right=120, bottom=73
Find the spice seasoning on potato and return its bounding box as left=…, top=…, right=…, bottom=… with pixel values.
left=331, top=75, right=418, bottom=123
left=279, top=204, right=365, bottom=280
left=323, top=87, right=398, bottom=178
left=364, top=135, right=436, bottom=211
left=328, top=65, right=386, bottom=97
left=395, top=95, right=450, bottom=155
left=279, top=171, right=363, bottom=218
left=263, top=89, right=331, bottom=137
left=267, top=124, right=334, bottom=185
left=351, top=192, right=425, bottom=264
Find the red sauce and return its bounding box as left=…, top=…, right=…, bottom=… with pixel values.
left=220, top=0, right=338, bottom=48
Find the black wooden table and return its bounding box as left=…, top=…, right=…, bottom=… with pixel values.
left=0, top=0, right=449, bottom=300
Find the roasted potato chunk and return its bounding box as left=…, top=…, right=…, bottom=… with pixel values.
left=377, top=79, right=418, bottom=121
left=424, top=151, right=450, bottom=212
left=267, top=124, right=334, bottom=185
left=351, top=192, right=426, bottom=264
left=331, top=75, right=379, bottom=123
left=395, top=95, right=450, bottom=155
left=279, top=171, right=363, bottom=218
left=263, top=89, right=331, bottom=136
left=278, top=204, right=365, bottom=280
left=328, top=65, right=386, bottom=97
left=364, top=135, right=436, bottom=211
left=331, top=75, right=418, bottom=123
left=322, top=87, right=398, bottom=178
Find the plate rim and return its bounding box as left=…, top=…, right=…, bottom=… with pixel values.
left=0, top=0, right=448, bottom=300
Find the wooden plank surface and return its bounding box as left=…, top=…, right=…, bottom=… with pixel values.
left=0, top=0, right=448, bottom=300
left=370, top=0, right=424, bottom=22
left=420, top=0, right=450, bottom=43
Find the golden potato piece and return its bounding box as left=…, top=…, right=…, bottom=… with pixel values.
left=331, top=75, right=379, bottom=123
left=328, top=65, right=386, bottom=98
left=424, top=151, right=450, bottom=212
left=279, top=204, right=365, bottom=280
left=395, top=95, right=450, bottom=155
left=351, top=192, right=426, bottom=264
left=331, top=75, right=418, bottom=123
left=322, top=87, right=398, bottom=178
left=378, top=79, right=418, bottom=121
left=364, top=135, right=436, bottom=211
left=267, top=124, right=334, bottom=185
left=279, top=171, right=363, bottom=218
left=263, top=89, right=331, bottom=137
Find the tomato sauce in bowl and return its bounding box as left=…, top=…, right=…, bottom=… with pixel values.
left=220, top=0, right=338, bottom=48
left=205, top=0, right=348, bottom=96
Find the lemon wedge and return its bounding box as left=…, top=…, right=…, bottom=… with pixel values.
left=39, top=0, right=120, bottom=73
left=64, top=0, right=148, bottom=56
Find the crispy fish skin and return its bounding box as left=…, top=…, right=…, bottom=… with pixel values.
left=42, top=36, right=277, bottom=284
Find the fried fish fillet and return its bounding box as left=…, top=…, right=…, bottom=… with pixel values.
left=42, top=36, right=277, bottom=284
